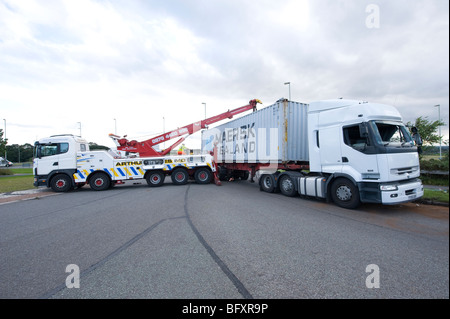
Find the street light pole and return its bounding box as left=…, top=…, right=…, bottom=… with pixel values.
left=114, top=118, right=117, bottom=135
left=163, top=116, right=165, bottom=150
left=434, top=104, right=442, bottom=159
left=202, top=102, right=206, bottom=119
left=2, top=119, right=6, bottom=159
left=77, top=122, right=81, bottom=137
left=284, top=82, right=291, bottom=101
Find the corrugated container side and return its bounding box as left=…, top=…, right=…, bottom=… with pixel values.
left=287, top=101, right=309, bottom=161
left=201, top=100, right=309, bottom=163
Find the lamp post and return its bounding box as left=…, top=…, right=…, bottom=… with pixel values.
left=114, top=118, right=117, bottom=135
left=284, top=82, right=291, bottom=101
left=77, top=122, right=81, bottom=137
left=163, top=117, right=165, bottom=150
left=2, top=119, right=6, bottom=159
left=202, top=102, right=206, bottom=119
left=434, top=104, right=442, bottom=159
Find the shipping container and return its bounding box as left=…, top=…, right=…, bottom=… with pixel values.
left=202, top=99, right=309, bottom=164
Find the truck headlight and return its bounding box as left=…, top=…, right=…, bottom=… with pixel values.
left=380, top=185, right=398, bottom=191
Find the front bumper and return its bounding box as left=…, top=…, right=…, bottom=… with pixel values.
left=380, top=179, right=424, bottom=205
left=34, top=176, right=48, bottom=187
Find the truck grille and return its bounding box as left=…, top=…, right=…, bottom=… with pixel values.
left=390, top=166, right=419, bottom=176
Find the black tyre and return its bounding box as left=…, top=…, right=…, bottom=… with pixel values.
left=279, top=175, right=297, bottom=197
left=218, top=166, right=228, bottom=181
left=260, top=174, right=275, bottom=193
left=194, top=168, right=212, bottom=184
left=171, top=168, right=189, bottom=185
left=89, top=172, right=111, bottom=191
left=146, top=171, right=165, bottom=187
left=50, top=174, right=72, bottom=192
left=331, top=178, right=361, bottom=209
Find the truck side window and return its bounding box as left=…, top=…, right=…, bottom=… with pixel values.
left=40, top=143, right=69, bottom=157
left=41, top=145, right=58, bottom=157
left=80, top=144, right=86, bottom=152
left=60, top=143, right=69, bottom=154
left=343, top=125, right=368, bottom=152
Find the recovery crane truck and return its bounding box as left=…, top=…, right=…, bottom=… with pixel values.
left=33, top=99, right=261, bottom=192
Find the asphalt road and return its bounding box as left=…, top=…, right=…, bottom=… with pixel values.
left=0, top=179, right=448, bottom=300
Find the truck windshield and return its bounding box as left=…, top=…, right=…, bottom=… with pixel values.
left=369, top=121, right=414, bottom=147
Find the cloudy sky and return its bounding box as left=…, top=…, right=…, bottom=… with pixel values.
left=0, top=0, right=448, bottom=149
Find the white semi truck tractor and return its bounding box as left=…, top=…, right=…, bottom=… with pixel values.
left=202, top=99, right=424, bottom=209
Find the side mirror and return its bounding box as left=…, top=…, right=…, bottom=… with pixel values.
left=359, top=123, right=369, bottom=138
left=34, top=142, right=42, bottom=159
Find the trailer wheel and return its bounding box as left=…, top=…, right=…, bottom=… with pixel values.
left=50, top=174, right=72, bottom=192
left=194, top=168, right=212, bottom=184
left=260, top=174, right=275, bottom=193
left=89, top=172, right=111, bottom=191
left=171, top=168, right=189, bottom=185
left=331, top=178, right=361, bottom=209
left=279, top=175, right=297, bottom=197
left=146, top=171, right=165, bottom=187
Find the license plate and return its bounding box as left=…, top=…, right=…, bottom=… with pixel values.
left=408, top=194, right=416, bottom=199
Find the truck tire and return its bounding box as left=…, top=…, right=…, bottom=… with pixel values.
left=171, top=168, right=189, bottom=185
left=260, top=174, right=275, bottom=193
left=331, top=178, right=361, bottom=209
left=50, top=174, right=72, bottom=192
left=146, top=171, right=165, bottom=187
left=89, top=172, right=111, bottom=191
left=194, top=168, right=212, bottom=184
left=218, top=166, right=228, bottom=181
left=279, top=175, right=297, bottom=197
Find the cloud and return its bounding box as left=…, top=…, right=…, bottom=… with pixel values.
left=0, top=0, right=448, bottom=148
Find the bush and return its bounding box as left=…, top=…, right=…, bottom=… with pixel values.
left=0, top=168, right=13, bottom=175
left=420, top=157, right=449, bottom=171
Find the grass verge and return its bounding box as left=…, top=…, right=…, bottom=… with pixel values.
left=0, top=175, right=35, bottom=193
left=423, top=188, right=449, bottom=204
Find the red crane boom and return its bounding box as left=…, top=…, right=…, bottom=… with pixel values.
left=109, top=99, right=261, bottom=157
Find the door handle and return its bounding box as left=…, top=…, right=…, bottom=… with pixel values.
left=53, top=162, right=59, bottom=166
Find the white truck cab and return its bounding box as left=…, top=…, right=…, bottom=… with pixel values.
left=307, top=100, right=423, bottom=207
left=33, top=135, right=90, bottom=190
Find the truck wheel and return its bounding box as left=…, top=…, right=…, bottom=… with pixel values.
left=260, top=174, right=275, bottom=193
left=218, top=166, right=228, bottom=181
left=331, top=178, right=361, bottom=209
left=89, top=172, right=111, bottom=191
left=279, top=175, right=297, bottom=197
left=146, top=171, right=165, bottom=187
left=171, top=168, right=189, bottom=185
left=50, top=174, right=72, bottom=192
left=194, top=168, right=212, bottom=184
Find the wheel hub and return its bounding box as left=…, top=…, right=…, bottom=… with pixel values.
left=282, top=178, right=293, bottom=192
left=336, top=186, right=352, bottom=201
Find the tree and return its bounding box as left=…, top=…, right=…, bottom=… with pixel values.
left=0, top=129, right=7, bottom=158
left=89, top=142, right=109, bottom=150
left=407, top=116, right=445, bottom=147
left=5, top=143, right=34, bottom=163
